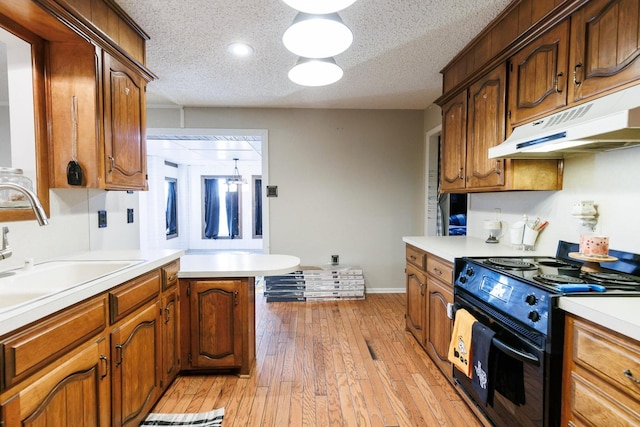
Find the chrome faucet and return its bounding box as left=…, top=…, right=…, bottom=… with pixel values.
left=0, top=183, right=49, bottom=261
left=0, top=183, right=49, bottom=226
left=1, top=227, right=11, bottom=260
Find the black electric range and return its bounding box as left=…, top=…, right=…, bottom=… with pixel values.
left=452, top=241, right=640, bottom=427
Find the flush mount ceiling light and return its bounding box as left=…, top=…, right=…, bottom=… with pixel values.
left=282, top=12, right=353, bottom=58
left=227, top=42, right=254, bottom=57
left=282, top=0, right=358, bottom=14
left=288, top=57, right=344, bottom=87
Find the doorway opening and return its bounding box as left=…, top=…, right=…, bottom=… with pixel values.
left=141, top=128, right=270, bottom=254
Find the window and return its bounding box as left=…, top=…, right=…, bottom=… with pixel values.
left=253, top=176, right=262, bottom=238
left=202, top=176, right=242, bottom=239
left=165, top=177, right=178, bottom=239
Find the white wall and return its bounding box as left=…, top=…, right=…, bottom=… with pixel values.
left=465, top=146, right=640, bottom=254
left=2, top=188, right=139, bottom=269
left=148, top=107, right=426, bottom=291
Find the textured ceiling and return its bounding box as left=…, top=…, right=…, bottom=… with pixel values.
left=116, top=0, right=513, bottom=110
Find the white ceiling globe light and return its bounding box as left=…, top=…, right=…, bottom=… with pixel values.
left=282, top=0, right=357, bottom=14
left=282, top=13, right=353, bottom=58
left=288, top=57, right=344, bottom=87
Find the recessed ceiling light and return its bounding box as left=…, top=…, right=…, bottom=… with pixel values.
left=282, top=0, right=357, bottom=14
left=227, top=42, right=254, bottom=57
left=288, top=57, right=344, bottom=87
left=282, top=13, right=353, bottom=58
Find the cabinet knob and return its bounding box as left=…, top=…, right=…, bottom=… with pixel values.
left=108, top=155, right=115, bottom=173
left=457, top=168, right=464, bottom=180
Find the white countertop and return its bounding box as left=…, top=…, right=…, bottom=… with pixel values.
left=178, top=253, right=301, bottom=278
left=0, top=249, right=183, bottom=336
left=403, top=235, right=550, bottom=262
left=558, top=296, right=640, bottom=342
left=403, top=236, right=640, bottom=342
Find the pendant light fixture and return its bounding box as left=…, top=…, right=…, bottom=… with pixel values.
left=282, top=0, right=357, bottom=14
left=288, top=57, right=344, bottom=87
left=227, top=158, right=246, bottom=186
left=282, top=12, right=353, bottom=58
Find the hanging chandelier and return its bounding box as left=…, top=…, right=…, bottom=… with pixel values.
left=227, top=158, right=246, bottom=186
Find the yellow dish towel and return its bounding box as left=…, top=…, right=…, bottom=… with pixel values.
left=448, top=308, right=477, bottom=378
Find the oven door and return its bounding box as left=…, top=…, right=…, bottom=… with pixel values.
left=454, top=290, right=547, bottom=427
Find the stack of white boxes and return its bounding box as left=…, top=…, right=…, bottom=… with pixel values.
left=264, top=266, right=365, bottom=302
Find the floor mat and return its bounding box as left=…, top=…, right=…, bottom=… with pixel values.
left=140, top=408, right=224, bottom=426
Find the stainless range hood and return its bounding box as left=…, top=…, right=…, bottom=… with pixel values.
left=489, top=84, right=640, bottom=159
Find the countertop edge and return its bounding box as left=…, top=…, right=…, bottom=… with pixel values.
left=558, top=296, right=640, bottom=342
left=0, top=249, right=184, bottom=336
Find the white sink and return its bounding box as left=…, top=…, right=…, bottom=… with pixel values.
left=0, top=259, right=144, bottom=311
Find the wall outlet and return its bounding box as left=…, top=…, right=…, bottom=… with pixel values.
left=127, top=208, right=134, bottom=223
left=331, top=255, right=339, bottom=265
left=98, top=210, right=107, bottom=228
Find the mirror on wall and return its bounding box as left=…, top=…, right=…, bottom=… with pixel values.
left=0, top=23, right=49, bottom=222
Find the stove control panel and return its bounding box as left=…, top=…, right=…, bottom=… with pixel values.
left=455, top=259, right=552, bottom=335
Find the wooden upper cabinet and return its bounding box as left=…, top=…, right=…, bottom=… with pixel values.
left=466, top=63, right=506, bottom=190
left=569, top=0, right=640, bottom=103
left=103, top=52, right=148, bottom=190
left=440, top=91, right=467, bottom=192
left=508, top=20, right=570, bottom=128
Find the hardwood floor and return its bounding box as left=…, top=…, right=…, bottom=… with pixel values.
left=152, top=293, right=483, bottom=427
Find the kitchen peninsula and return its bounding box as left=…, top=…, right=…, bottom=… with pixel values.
left=177, top=253, right=300, bottom=376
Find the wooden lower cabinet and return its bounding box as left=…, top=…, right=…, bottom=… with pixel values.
left=562, top=314, right=640, bottom=426
left=180, top=278, right=256, bottom=377
left=405, top=245, right=454, bottom=378
left=1, top=336, right=110, bottom=426
left=111, top=301, right=162, bottom=427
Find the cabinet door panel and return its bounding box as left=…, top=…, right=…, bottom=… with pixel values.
left=103, top=53, right=147, bottom=190
left=570, top=0, right=640, bottom=102
left=466, top=64, right=506, bottom=190
left=162, top=289, right=180, bottom=388
left=111, top=302, right=161, bottom=427
left=440, top=91, right=467, bottom=192
left=508, top=20, right=569, bottom=127
left=405, top=264, right=426, bottom=346
left=426, top=277, right=453, bottom=374
left=190, top=280, right=242, bottom=368
left=1, top=338, right=110, bottom=427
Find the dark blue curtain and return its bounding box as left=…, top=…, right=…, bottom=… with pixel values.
left=204, top=178, right=220, bottom=238
left=165, top=180, right=177, bottom=235
left=226, top=189, right=239, bottom=238
left=254, top=179, right=262, bottom=237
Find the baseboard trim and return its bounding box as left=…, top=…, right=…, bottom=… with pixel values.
left=365, top=288, right=405, bottom=294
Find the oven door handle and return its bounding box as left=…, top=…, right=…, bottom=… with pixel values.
left=492, top=337, right=540, bottom=366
